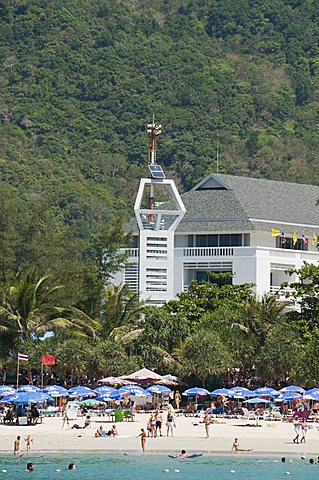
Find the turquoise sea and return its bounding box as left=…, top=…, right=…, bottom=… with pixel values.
left=0, top=454, right=318, bottom=480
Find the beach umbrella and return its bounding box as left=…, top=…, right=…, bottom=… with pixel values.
left=229, top=387, right=255, bottom=397
left=118, top=385, right=146, bottom=395
left=211, top=388, right=232, bottom=397
left=94, top=386, right=118, bottom=396
left=156, top=374, right=180, bottom=386
left=0, top=386, right=15, bottom=396
left=0, top=395, right=16, bottom=404
left=79, top=398, right=106, bottom=406
left=5, top=391, right=53, bottom=404
left=254, top=387, right=280, bottom=397
left=43, top=385, right=69, bottom=397
left=281, top=392, right=302, bottom=402
left=96, top=392, right=121, bottom=401
left=244, top=397, right=271, bottom=404
left=182, top=387, right=210, bottom=397
left=121, top=368, right=162, bottom=385
left=146, top=385, right=171, bottom=395
left=303, top=393, right=319, bottom=400
left=304, top=388, right=319, bottom=396
left=68, top=386, right=95, bottom=397
left=98, top=376, right=134, bottom=386
left=280, top=385, right=305, bottom=393
left=17, top=385, right=41, bottom=393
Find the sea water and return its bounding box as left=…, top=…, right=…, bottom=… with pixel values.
left=0, top=454, right=317, bottom=480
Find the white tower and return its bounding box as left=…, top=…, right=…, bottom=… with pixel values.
left=134, top=120, right=186, bottom=305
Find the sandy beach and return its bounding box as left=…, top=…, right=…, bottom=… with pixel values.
left=1, top=413, right=319, bottom=457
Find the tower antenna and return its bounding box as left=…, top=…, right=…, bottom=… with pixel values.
left=146, top=116, right=162, bottom=221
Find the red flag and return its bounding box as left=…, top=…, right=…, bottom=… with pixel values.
left=42, top=354, right=55, bottom=365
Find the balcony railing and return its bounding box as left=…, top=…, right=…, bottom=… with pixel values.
left=181, top=247, right=234, bottom=257
left=120, top=248, right=139, bottom=258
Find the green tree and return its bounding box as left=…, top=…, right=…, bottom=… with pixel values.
left=180, top=330, right=233, bottom=387
left=0, top=269, right=100, bottom=349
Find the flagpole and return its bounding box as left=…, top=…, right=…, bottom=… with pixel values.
left=41, top=361, right=44, bottom=389
left=16, top=355, right=19, bottom=389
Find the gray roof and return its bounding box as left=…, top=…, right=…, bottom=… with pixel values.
left=177, top=174, right=319, bottom=234
left=128, top=174, right=319, bottom=235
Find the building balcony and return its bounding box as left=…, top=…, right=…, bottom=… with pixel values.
left=120, top=245, right=319, bottom=263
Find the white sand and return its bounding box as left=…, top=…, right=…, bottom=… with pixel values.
left=1, top=413, right=319, bottom=456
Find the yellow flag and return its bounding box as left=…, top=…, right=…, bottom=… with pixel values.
left=293, top=231, right=297, bottom=246
left=312, top=232, right=317, bottom=246
left=272, top=228, right=280, bottom=237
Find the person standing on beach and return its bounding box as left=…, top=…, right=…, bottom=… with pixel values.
left=300, top=419, right=308, bottom=443
left=202, top=411, right=211, bottom=439
left=166, top=410, right=176, bottom=437
left=24, top=435, right=33, bottom=452
left=14, top=436, right=21, bottom=455
left=175, top=391, right=181, bottom=410
left=137, top=428, right=146, bottom=452
left=155, top=410, right=163, bottom=437
left=293, top=419, right=301, bottom=443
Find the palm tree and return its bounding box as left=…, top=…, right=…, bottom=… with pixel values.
left=0, top=269, right=100, bottom=347
left=100, top=283, right=145, bottom=338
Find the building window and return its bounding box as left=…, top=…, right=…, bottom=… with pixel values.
left=195, top=234, right=242, bottom=247
left=276, top=237, right=308, bottom=251
left=195, top=270, right=232, bottom=285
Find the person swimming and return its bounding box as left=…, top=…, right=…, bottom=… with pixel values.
left=68, top=463, right=76, bottom=470
left=178, top=450, right=188, bottom=459
left=26, top=463, right=35, bottom=472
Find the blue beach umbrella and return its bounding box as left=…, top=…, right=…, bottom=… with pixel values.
left=68, top=386, right=95, bottom=397
left=211, top=388, right=232, bottom=397
left=182, top=387, right=210, bottom=397
left=281, top=392, right=302, bottom=402
left=254, top=387, right=280, bottom=397
left=94, top=386, right=118, bottom=396
left=5, top=392, right=53, bottom=404
left=245, top=397, right=271, bottom=404
left=280, top=385, right=305, bottom=393
left=304, top=388, right=319, bottom=396
left=17, top=385, right=41, bottom=393
left=146, top=385, right=171, bottom=395
left=0, top=386, right=15, bottom=396
left=43, top=385, right=69, bottom=397
left=96, top=392, right=121, bottom=401
left=118, top=385, right=146, bottom=395
left=229, top=387, right=255, bottom=397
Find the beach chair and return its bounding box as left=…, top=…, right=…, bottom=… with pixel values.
left=272, top=411, right=283, bottom=421
left=241, top=408, right=257, bottom=421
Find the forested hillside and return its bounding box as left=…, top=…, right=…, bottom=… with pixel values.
left=0, top=0, right=319, bottom=303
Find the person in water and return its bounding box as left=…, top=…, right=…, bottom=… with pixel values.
left=13, top=436, right=21, bottom=456
left=26, top=463, right=35, bottom=472
left=232, top=438, right=253, bottom=452
left=178, top=450, right=188, bottom=458
left=68, top=463, right=76, bottom=470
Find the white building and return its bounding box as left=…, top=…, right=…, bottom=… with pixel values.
left=115, top=173, right=319, bottom=305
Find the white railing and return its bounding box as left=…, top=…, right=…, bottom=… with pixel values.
left=120, top=248, right=139, bottom=258
left=181, top=247, right=234, bottom=257
left=270, top=285, right=294, bottom=295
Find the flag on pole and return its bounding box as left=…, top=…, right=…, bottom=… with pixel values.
left=18, top=352, right=28, bottom=362
left=42, top=354, right=55, bottom=365
left=272, top=228, right=280, bottom=237
left=312, top=232, right=317, bottom=246
left=281, top=232, right=286, bottom=245
left=302, top=233, right=308, bottom=245
left=293, top=231, right=298, bottom=246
